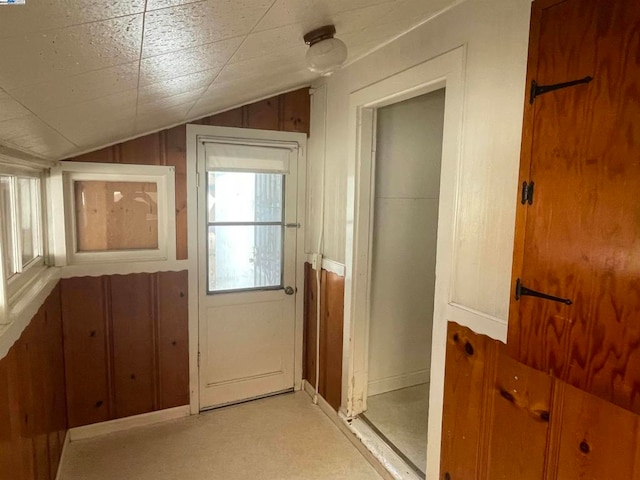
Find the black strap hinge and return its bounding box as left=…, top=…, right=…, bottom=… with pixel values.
left=515, top=278, right=572, bottom=305
left=521, top=181, right=534, bottom=205
left=530, top=76, right=593, bottom=104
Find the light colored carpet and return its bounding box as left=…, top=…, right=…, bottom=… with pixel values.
left=61, top=392, right=381, bottom=480
left=365, top=383, right=429, bottom=472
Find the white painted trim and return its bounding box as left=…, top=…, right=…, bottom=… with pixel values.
left=302, top=381, right=395, bottom=480
left=68, top=405, right=190, bottom=441
left=367, top=371, right=429, bottom=397
left=186, top=125, right=200, bottom=415
left=304, top=255, right=346, bottom=277
left=50, top=162, right=177, bottom=267
left=55, top=430, right=71, bottom=480
left=0, top=267, right=60, bottom=360
left=321, top=258, right=345, bottom=277
left=342, top=47, right=469, bottom=479
left=59, top=260, right=189, bottom=279
left=448, top=302, right=508, bottom=343
left=347, top=417, right=422, bottom=480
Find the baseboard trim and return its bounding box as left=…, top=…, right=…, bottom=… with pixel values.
left=68, top=405, right=191, bottom=441
left=368, top=370, right=429, bottom=396
left=55, top=430, right=70, bottom=480
left=302, top=381, right=396, bottom=480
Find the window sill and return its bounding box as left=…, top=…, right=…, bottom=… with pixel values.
left=0, top=266, right=61, bottom=360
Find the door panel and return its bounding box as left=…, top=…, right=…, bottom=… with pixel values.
left=508, top=0, right=640, bottom=414
left=197, top=129, right=300, bottom=410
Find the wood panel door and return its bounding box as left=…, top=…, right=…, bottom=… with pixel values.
left=508, top=0, right=640, bottom=414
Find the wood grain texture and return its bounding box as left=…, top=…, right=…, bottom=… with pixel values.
left=508, top=0, right=640, bottom=414
left=0, top=286, right=67, bottom=480
left=65, top=88, right=310, bottom=261
left=61, top=271, right=189, bottom=427
left=303, top=263, right=344, bottom=411
left=443, top=322, right=640, bottom=479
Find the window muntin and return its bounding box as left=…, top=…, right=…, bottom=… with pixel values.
left=206, top=171, right=285, bottom=293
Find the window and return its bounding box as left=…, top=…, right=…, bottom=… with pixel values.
left=0, top=169, right=45, bottom=307
left=202, top=139, right=295, bottom=294
left=50, top=162, right=176, bottom=265
left=207, top=171, right=285, bottom=293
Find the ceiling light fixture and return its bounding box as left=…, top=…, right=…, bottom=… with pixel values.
left=304, top=25, right=348, bottom=77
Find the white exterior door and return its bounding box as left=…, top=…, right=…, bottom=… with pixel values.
left=197, top=129, right=301, bottom=410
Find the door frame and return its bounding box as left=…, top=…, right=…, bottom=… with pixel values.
left=342, top=46, right=465, bottom=477
left=186, top=124, right=307, bottom=414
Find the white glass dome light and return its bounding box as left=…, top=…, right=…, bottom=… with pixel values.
left=304, top=25, right=348, bottom=77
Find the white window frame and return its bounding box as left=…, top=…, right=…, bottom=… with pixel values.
left=0, top=163, right=48, bottom=325
left=50, top=161, right=176, bottom=267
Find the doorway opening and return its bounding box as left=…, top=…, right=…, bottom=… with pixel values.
left=341, top=47, right=465, bottom=479
left=360, top=89, right=445, bottom=477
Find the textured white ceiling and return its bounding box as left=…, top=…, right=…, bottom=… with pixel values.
left=0, top=0, right=457, bottom=160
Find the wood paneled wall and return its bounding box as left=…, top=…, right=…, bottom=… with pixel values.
left=441, top=322, right=640, bottom=479
left=303, top=263, right=344, bottom=411
left=65, top=87, right=310, bottom=261
left=59, top=89, right=311, bottom=427
left=0, top=286, right=67, bottom=480
left=61, top=271, right=189, bottom=428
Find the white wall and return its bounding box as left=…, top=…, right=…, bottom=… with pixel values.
left=307, top=0, right=531, bottom=325
left=367, top=90, right=445, bottom=396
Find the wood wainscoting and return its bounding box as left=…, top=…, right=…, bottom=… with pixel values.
left=0, top=285, right=67, bottom=480
left=61, top=271, right=189, bottom=428
left=441, top=321, right=640, bottom=479
left=65, top=87, right=310, bottom=262
left=303, top=263, right=344, bottom=411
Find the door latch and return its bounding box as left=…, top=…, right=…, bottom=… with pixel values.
left=284, top=286, right=295, bottom=295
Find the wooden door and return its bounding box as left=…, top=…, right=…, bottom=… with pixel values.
left=508, top=0, right=640, bottom=414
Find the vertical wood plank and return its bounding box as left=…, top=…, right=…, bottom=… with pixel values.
left=199, top=108, right=244, bottom=127
left=44, top=285, right=66, bottom=479
left=440, top=322, right=489, bottom=480
left=483, top=345, right=553, bottom=479
left=119, top=134, right=161, bottom=165
left=61, top=277, right=111, bottom=427
left=304, top=263, right=318, bottom=387
left=245, top=97, right=280, bottom=130
left=323, top=270, right=344, bottom=411
left=110, top=274, right=156, bottom=418
left=282, top=89, right=311, bottom=134
left=164, top=126, right=188, bottom=260
left=157, top=271, right=190, bottom=409
left=0, top=349, right=17, bottom=480
left=554, top=383, right=640, bottom=479
left=69, top=146, right=115, bottom=163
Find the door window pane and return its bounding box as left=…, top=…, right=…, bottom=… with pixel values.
left=74, top=181, right=159, bottom=252
left=18, top=177, right=40, bottom=267
left=208, top=225, right=283, bottom=292
left=0, top=177, right=16, bottom=277
left=207, top=172, right=283, bottom=223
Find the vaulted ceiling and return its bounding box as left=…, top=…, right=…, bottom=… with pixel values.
left=0, top=0, right=456, bottom=160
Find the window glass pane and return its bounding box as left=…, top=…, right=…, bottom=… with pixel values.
left=207, top=172, right=283, bottom=223
left=18, top=177, right=40, bottom=267
left=74, top=181, right=159, bottom=252
left=208, top=225, right=283, bottom=292
left=0, top=177, right=16, bottom=277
